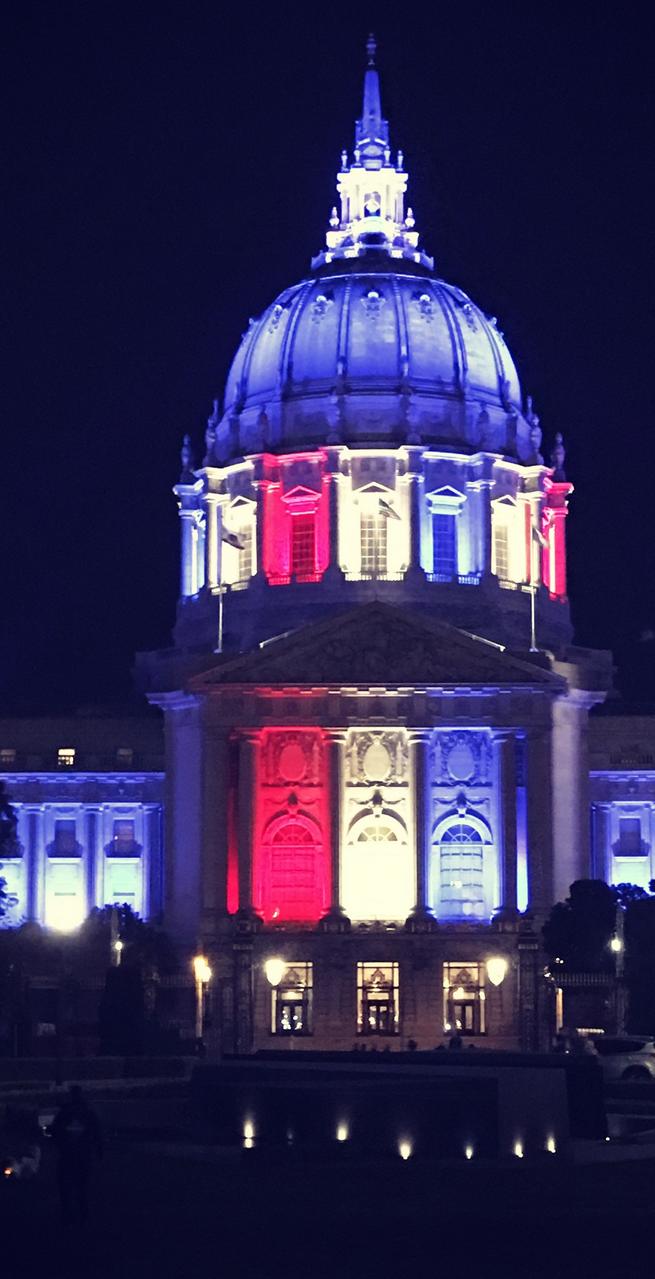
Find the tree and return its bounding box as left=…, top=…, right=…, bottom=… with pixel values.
left=542, top=879, right=616, bottom=972
left=0, top=782, right=19, bottom=919
left=624, top=895, right=655, bottom=1033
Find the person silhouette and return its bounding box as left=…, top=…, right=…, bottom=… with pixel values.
left=50, top=1086, right=103, bottom=1224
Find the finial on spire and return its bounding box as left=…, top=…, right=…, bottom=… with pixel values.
left=366, top=33, right=376, bottom=67
left=551, top=432, right=567, bottom=481
left=180, top=433, right=195, bottom=482
left=526, top=395, right=544, bottom=464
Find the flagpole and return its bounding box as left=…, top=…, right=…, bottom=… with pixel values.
left=216, top=587, right=224, bottom=655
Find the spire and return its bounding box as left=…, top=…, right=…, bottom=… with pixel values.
left=358, top=34, right=385, bottom=159
left=311, top=39, right=433, bottom=271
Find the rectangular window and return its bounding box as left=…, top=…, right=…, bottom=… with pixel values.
left=432, top=512, right=457, bottom=578
left=112, top=820, right=137, bottom=855
left=360, top=512, right=388, bottom=576
left=52, top=820, right=78, bottom=856
left=442, top=962, right=485, bottom=1036
left=46, top=862, right=83, bottom=932
left=105, top=861, right=139, bottom=909
left=270, top=962, right=313, bottom=1036
left=116, top=748, right=134, bottom=768
left=237, top=522, right=253, bottom=581
left=493, top=523, right=509, bottom=581
left=291, top=515, right=315, bottom=577
left=618, top=817, right=643, bottom=856
left=0, top=748, right=16, bottom=767
left=357, top=962, right=399, bottom=1036
left=57, top=748, right=75, bottom=768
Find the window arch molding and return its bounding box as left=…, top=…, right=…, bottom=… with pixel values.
left=431, top=812, right=493, bottom=922
left=346, top=808, right=408, bottom=844
left=256, top=810, right=328, bottom=924
left=342, top=809, right=414, bottom=922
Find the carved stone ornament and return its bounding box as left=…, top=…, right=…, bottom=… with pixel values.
left=263, top=731, right=321, bottom=786
left=311, top=293, right=334, bottom=323
left=412, top=291, right=434, bottom=323
left=462, top=302, right=478, bottom=332
left=268, top=303, right=285, bottom=334
left=361, top=288, right=386, bottom=320
left=431, top=731, right=491, bottom=787
left=347, top=730, right=408, bottom=785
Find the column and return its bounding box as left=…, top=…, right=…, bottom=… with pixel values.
left=551, top=693, right=595, bottom=901
left=408, top=474, right=424, bottom=574
left=201, top=727, right=230, bottom=932
left=470, top=480, right=493, bottom=577
left=25, top=806, right=44, bottom=922
left=591, top=804, right=611, bottom=881
left=493, top=732, right=518, bottom=914
left=321, top=731, right=347, bottom=923
left=328, top=474, right=341, bottom=571
left=84, top=807, right=102, bottom=913
left=550, top=507, right=569, bottom=599
left=407, top=731, right=435, bottom=924
left=252, top=482, right=268, bottom=584
left=525, top=726, right=554, bottom=912
left=179, top=511, right=197, bottom=597
left=237, top=730, right=259, bottom=915
left=145, top=804, right=163, bottom=921
left=204, top=495, right=222, bottom=591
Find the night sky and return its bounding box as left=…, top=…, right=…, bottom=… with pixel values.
left=5, top=3, right=654, bottom=713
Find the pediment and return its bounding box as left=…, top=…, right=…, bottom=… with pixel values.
left=281, top=484, right=320, bottom=503
left=190, top=603, right=561, bottom=691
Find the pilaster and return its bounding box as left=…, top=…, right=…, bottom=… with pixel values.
left=319, top=730, right=350, bottom=930
left=525, top=726, right=554, bottom=911
left=406, top=730, right=437, bottom=930
left=236, top=729, right=260, bottom=918
left=493, top=731, right=518, bottom=915
left=200, top=725, right=230, bottom=936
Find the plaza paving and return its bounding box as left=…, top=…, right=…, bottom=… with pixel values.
left=4, top=1096, right=655, bottom=1279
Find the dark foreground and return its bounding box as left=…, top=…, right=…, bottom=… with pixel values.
left=4, top=1097, right=655, bottom=1279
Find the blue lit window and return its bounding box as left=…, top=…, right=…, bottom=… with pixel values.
left=432, top=513, right=457, bottom=578
left=435, top=823, right=485, bottom=919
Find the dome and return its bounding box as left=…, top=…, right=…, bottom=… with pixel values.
left=216, top=263, right=527, bottom=461
left=206, top=40, right=535, bottom=465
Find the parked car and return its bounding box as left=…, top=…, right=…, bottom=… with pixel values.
left=591, top=1035, right=655, bottom=1082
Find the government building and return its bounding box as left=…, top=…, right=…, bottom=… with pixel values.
left=2, top=40, right=654, bottom=1052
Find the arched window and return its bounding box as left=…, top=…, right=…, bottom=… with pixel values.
left=258, top=818, right=327, bottom=923
left=432, top=821, right=487, bottom=920
left=342, top=816, right=414, bottom=922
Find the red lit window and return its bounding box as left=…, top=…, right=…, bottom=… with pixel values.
left=291, top=515, right=316, bottom=577
left=260, top=818, right=326, bottom=923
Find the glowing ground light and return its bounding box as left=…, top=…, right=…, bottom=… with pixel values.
left=464, top=1145, right=474, bottom=1160
left=243, top=1119, right=255, bottom=1149
left=336, top=1123, right=349, bottom=1142
left=398, top=1140, right=412, bottom=1161
left=513, top=1140, right=524, bottom=1159
left=546, top=1136, right=557, bottom=1154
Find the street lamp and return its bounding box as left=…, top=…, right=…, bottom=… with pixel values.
left=113, top=939, right=124, bottom=967
left=264, top=957, right=287, bottom=989
left=193, top=955, right=212, bottom=1043
left=609, top=937, right=623, bottom=953
left=486, top=956, right=508, bottom=987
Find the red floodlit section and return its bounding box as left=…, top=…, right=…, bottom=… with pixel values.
left=262, top=455, right=330, bottom=585
left=542, top=478, right=573, bottom=600
left=227, top=741, right=239, bottom=914
left=253, top=728, right=330, bottom=922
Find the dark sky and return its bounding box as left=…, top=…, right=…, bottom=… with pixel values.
left=4, top=2, right=654, bottom=712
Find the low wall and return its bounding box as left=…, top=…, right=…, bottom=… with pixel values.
left=191, top=1050, right=606, bottom=1159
